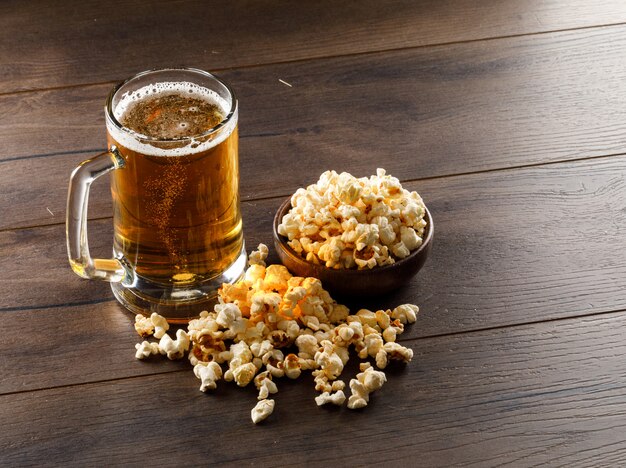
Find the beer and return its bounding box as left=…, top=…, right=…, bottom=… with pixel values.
left=106, top=82, right=243, bottom=286
left=67, top=69, right=244, bottom=322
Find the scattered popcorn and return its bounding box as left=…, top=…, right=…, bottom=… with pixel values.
left=283, top=353, right=302, bottom=379
left=224, top=341, right=257, bottom=387
left=315, top=390, right=347, bottom=406
left=151, top=312, right=170, bottom=339
left=264, top=350, right=286, bottom=378
left=134, top=315, right=154, bottom=337
left=331, top=380, right=346, bottom=392
left=254, top=371, right=278, bottom=400
left=315, top=340, right=346, bottom=380
left=383, top=341, right=414, bottom=363
left=251, top=399, right=275, bottom=424
left=295, top=334, right=318, bottom=359
left=391, top=304, right=419, bottom=324
left=278, top=169, right=427, bottom=269
left=347, top=363, right=387, bottom=409
left=158, top=329, right=190, bottom=360
left=132, top=258, right=420, bottom=424
left=134, top=340, right=159, bottom=360
left=248, top=243, right=269, bottom=267
left=194, top=361, right=223, bottom=392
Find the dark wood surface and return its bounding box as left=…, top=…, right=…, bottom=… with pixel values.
left=6, top=25, right=626, bottom=231
left=2, top=1, right=626, bottom=466
left=3, top=0, right=626, bottom=93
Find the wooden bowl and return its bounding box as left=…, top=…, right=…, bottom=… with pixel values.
left=273, top=198, right=433, bottom=298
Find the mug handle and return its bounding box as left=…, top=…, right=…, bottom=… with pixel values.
left=66, top=145, right=127, bottom=282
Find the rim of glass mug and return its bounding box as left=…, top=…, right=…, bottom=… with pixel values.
left=104, top=67, right=238, bottom=156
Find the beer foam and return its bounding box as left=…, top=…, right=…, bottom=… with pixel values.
left=107, top=81, right=236, bottom=157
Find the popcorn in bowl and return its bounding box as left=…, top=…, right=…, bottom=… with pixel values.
left=277, top=169, right=428, bottom=269
left=132, top=244, right=420, bottom=424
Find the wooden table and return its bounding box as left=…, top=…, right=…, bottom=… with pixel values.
left=3, top=1, right=626, bottom=465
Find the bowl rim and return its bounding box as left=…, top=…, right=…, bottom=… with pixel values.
left=272, top=197, right=433, bottom=275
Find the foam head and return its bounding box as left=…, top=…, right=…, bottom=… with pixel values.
left=107, top=81, right=237, bottom=157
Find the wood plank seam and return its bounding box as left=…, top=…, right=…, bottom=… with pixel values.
left=0, top=369, right=188, bottom=399
left=1, top=148, right=106, bottom=164
left=2, top=150, right=625, bottom=235
left=0, top=297, right=113, bottom=313
left=3, top=305, right=625, bottom=398
left=1, top=20, right=625, bottom=99
left=3, top=298, right=625, bottom=345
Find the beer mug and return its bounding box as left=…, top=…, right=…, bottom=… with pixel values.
left=66, top=68, right=246, bottom=323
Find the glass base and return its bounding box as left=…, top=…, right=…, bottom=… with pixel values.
left=111, top=243, right=247, bottom=324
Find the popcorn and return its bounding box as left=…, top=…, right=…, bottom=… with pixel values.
left=250, top=339, right=273, bottom=360
left=311, top=338, right=349, bottom=393
left=383, top=341, right=414, bottom=363
left=327, top=304, right=350, bottom=324
left=193, top=361, right=223, bottom=392
left=188, top=328, right=229, bottom=366
left=251, top=399, right=275, bottom=424
left=245, top=264, right=266, bottom=284
left=263, top=265, right=292, bottom=293
left=215, top=302, right=242, bottom=328
left=312, top=369, right=333, bottom=393
left=250, top=291, right=282, bottom=320
left=132, top=256, right=421, bottom=423
left=224, top=341, right=257, bottom=387
left=187, top=311, right=220, bottom=338
left=391, top=241, right=411, bottom=259
left=301, top=315, right=321, bottom=331
left=331, top=380, right=346, bottom=392
left=382, top=319, right=404, bottom=343
left=400, top=226, right=421, bottom=251
left=135, top=340, right=159, bottom=359
left=331, top=322, right=364, bottom=348
left=298, top=357, right=317, bottom=370
left=277, top=319, right=300, bottom=341
left=375, top=310, right=391, bottom=330
left=391, top=304, right=419, bottom=324
left=315, top=390, right=346, bottom=406
left=356, top=309, right=378, bottom=328
left=295, top=334, right=318, bottom=359
left=248, top=243, right=269, bottom=267
left=359, top=333, right=384, bottom=359
left=134, top=315, right=154, bottom=337
left=158, top=329, right=190, bottom=360
left=268, top=329, right=290, bottom=348
left=278, top=169, right=427, bottom=269
left=264, top=349, right=286, bottom=378
left=151, top=313, right=170, bottom=339
left=347, top=363, right=387, bottom=409
left=254, top=371, right=278, bottom=400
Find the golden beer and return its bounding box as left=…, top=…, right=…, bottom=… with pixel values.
left=108, top=90, right=242, bottom=285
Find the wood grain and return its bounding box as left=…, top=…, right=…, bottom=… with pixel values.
left=5, top=2, right=626, bottom=465
left=2, top=0, right=626, bottom=93
left=0, top=301, right=187, bottom=395
left=2, top=157, right=626, bottom=395
left=2, top=311, right=626, bottom=465
left=4, top=25, right=626, bottom=230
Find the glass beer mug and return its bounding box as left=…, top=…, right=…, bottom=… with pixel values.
left=66, top=68, right=246, bottom=323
